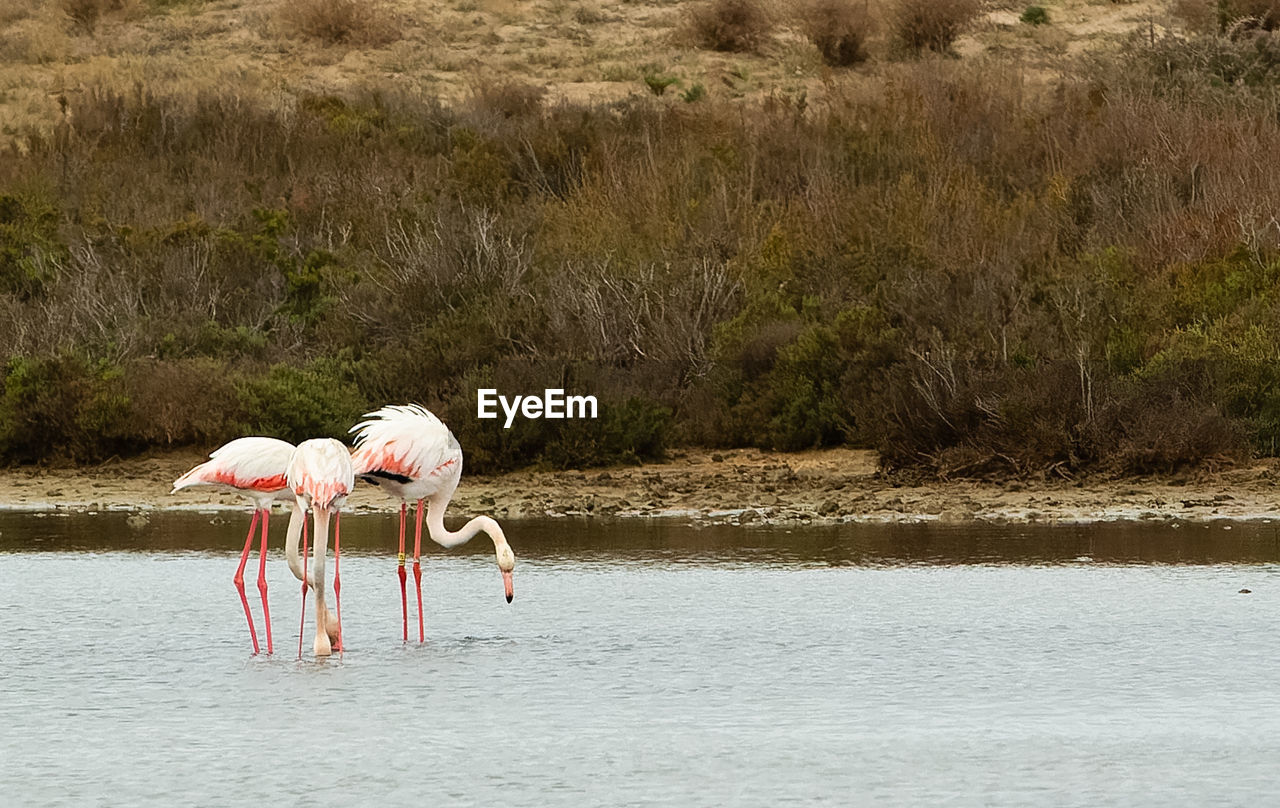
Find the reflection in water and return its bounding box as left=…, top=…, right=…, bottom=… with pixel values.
left=2, top=512, right=1280, bottom=806
left=3, top=510, right=1280, bottom=565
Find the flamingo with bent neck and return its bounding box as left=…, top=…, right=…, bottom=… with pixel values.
left=287, top=437, right=355, bottom=658
left=349, top=404, right=515, bottom=642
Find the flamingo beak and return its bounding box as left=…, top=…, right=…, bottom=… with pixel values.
left=502, top=570, right=514, bottom=603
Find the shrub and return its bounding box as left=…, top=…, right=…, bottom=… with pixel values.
left=681, top=83, right=708, bottom=102
left=873, top=357, right=1254, bottom=479
left=1020, top=6, right=1049, bottom=25
left=803, top=0, right=873, bottom=66
left=61, top=0, right=124, bottom=35
left=688, top=0, right=773, bottom=52
left=890, top=0, right=982, bottom=52
left=573, top=3, right=607, bottom=24
left=468, top=81, right=547, bottom=118
left=9, top=74, right=1280, bottom=478
left=1171, top=0, right=1217, bottom=32
left=542, top=398, right=672, bottom=468
left=0, top=355, right=131, bottom=463
left=0, top=192, right=65, bottom=300
left=278, top=0, right=400, bottom=46
left=1132, top=30, right=1280, bottom=90
left=1218, top=0, right=1280, bottom=31
left=235, top=362, right=365, bottom=444
left=643, top=72, right=680, bottom=96
left=1091, top=375, right=1249, bottom=475
left=124, top=359, right=244, bottom=447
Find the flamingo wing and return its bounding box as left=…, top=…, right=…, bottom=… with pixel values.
left=349, top=404, right=462, bottom=483
left=172, top=436, right=295, bottom=494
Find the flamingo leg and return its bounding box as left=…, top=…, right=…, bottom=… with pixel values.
left=256, top=508, right=273, bottom=655
left=334, top=511, right=343, bottom=655
left=398, top=501, right=407, bottom=642
left=298, top=512, right=309, bottom=660
left=233, top=509, right=262, bottom=655
left=414, top=498, right=425, bottom=643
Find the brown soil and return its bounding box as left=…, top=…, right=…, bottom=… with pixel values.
left=4, top=447, right=1279, bottom=525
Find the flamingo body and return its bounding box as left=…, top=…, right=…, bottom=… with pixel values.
left=288, top=438, right=355, bottom=657
left=350, top=404, right=463, bottom=501
left=172, top=437, right=298, bottom=508
left=172, top=436, right=301, bottom=655
left=288, top=438, right=356, bottom=511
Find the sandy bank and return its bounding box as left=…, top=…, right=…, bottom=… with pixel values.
left=2, top=448, right=1279, bottom=526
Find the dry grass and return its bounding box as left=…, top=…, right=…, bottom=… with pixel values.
left=1222, top=0, right=1280, bottom=30
left=1171, top=0, right=1217, bottom=33
left=687, top=0, right=773, bottom=52
left=0, top=0, right=1185, bottom=152
left=59, top=0, right=125, bottom=35
left=890, top=0, right=982, bottom=52
left=468, top=79, right=548, bottom=117
left=277, top=0, right=401, bottom=46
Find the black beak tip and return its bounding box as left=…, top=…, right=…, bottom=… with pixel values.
left=506, top=593, right=513, bottom=604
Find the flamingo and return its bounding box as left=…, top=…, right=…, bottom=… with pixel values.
left=349, top=404, right=515, bottom=643
left=172, top=437, right=305, bottom=655
left=287, top=437, right=355, bottom=657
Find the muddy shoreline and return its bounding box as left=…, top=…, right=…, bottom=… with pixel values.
left=1, top=448, right=1278, bottom=526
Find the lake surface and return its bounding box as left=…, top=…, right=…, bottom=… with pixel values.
left=3, top=512, right=1280, bottom=806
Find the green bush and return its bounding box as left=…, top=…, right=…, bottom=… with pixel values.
left=1020, top=6, right=1049, bottom=25
left=0, top=192, right=65, bottom=300
left=236, top=362, right=365, bottom=444
left=643, top=72, right=680, bottom=96
left=543, top=398, right=671, bottom=468
left=681, top=83, right=708, bottom=103
left=0, top=355, right=130, bottom=462
left=7, top=75, right=1280, bottom=478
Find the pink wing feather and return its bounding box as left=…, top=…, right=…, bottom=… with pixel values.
left=349, top=404, right=462, bottom=480
left=172, top=437, right=295, bottom=494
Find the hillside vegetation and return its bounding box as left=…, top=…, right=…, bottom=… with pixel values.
left=3, top=0, right=1280, bottom=477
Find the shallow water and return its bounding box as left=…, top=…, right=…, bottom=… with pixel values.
left=2, top=513, right=1280, bottom=806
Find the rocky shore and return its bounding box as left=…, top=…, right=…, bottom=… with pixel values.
left=2, top=448, right=1279, bottom=526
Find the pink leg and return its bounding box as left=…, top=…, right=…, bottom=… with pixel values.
left=298, top=513, right=309, bottom=660
left=256, top=508, right=273, bottom=655
left=234, top=510, right=262, bottom=655
left=398, top=502, right=407, bottom=642
left=333, top=511, right=343, bottom=655
left=414, top=498, right=425, bottom=644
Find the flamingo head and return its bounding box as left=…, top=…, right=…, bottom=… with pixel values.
left=497, top=544, right=515, bottom=603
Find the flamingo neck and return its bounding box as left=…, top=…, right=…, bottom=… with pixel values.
left=310, top=506, right=332, bottom=603
left=284, top=499, right=308, bottom=584
left=425, top=493, right=505, bottom=552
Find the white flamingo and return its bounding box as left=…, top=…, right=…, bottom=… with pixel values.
left=349, top=404, right=515, bottom=643
left=172, top=437, right=305, bottom=655
left=287, top=438, right=355, bottom=658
